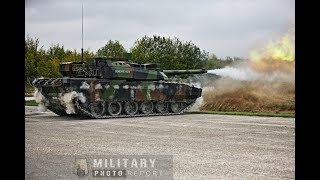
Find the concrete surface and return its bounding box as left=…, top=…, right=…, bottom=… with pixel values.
left=25, top=106, right=295, bottom=179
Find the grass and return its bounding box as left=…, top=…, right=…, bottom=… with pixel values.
left=25, top=100, right=38, bottom=106
left=200, top=80, right=295, bottom=116
left=189, top=110, right=295, bottom=118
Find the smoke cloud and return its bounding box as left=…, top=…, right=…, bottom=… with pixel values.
left=33, top=87, right=87, bottom=114
left=208, top=66, right=261, bottom=81
left=59, top=91, right=86, bottom=114
left=33, top=88, right=48, bottom=112
left=202, top=30, right=295, bottom=113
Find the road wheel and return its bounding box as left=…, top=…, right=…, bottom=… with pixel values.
left=124, top=101, right=139, bottom=115
left=155, top=102, right=168, bottom=113
left=140, top=101, right=154, bottom=114
left=90, top=101, right=106, bottom=116
left=107, top=102, right=122, bottom=116
left=170, top=102, right=182, bottom=113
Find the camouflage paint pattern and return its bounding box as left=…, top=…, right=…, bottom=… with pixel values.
left=33, top=78, right=202, bottom=103
left=32, top=57, right=207, bottom=117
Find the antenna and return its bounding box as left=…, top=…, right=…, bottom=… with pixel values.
left=81, top=3, right=84, bottom=62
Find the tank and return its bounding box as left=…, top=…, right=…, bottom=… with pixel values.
left=32, top=56, right=207, bottom=118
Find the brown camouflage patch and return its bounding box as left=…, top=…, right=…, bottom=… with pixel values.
left=134, top=89, right=145, bottom=101
left=88, top=81, right=96, bottom=103
left=174, top=84, right=188, bottom=101
left=151, top=89, right=167, bottom=101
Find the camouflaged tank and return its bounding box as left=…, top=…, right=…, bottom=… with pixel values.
left=32, top=57, right=207, bottom=118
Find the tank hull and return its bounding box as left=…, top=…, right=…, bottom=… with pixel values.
left=32, top=78, right=202, bottom=118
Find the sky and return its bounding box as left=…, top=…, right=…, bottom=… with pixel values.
left=25, top=0, right=294, bottom=58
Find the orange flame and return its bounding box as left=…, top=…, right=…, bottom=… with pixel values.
left=249, top=32, right=295, bottom=73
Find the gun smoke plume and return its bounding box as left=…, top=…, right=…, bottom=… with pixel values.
left=202, top=31, right=295, bottom=113
left=34, top=88, right=48, bottom=112
left=33, top=87, right=86, bottom=114
left=58, top=91, right=86, bottom=114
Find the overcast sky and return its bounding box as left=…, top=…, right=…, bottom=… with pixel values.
left=25, top=0, right=294, bottom=58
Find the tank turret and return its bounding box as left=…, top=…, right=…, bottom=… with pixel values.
left=59, top=57, right=207, bottom=81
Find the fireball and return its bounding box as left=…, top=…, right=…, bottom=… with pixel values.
left=249, top=33, right=295, bottom=73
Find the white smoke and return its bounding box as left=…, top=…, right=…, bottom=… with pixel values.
left=187, top=96, right=203, bottom=112
left=187, top=87, right=214, bottom=112
left=34, top=88, right=44, bottom=103
left=208, top=65, right=294, bottom=82
left=190, top=81, right=202, bottom=88
left=208, top=66, right=262, bottom=81
left=59, top=91, right=86, bottom=114
left=33, top=88, right=48, bottom=112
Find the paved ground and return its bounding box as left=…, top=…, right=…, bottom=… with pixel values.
left=25, top=106, right=295, bottom=179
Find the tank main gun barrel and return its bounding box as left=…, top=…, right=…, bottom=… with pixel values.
left=162, top=69, right=207, bottom=76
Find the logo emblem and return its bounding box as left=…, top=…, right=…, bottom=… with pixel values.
left=74, top=158, right=88, bottom=177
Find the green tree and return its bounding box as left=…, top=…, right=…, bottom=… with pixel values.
left=83, top=49, right=95, bottom=60
left=63, top=49, right=78, bottom=62
left=36, top=57, right=61, bottom=78
left=203, top=54, right=245, bottom=69
left=233, top=56, right=243, bottom=61
left=96, top=40, right=127, bottom=57
left=25, top=37, right=96, bottom=82
left=47, top=44, right=65, bottom=62
left=25, top=36, right=43, bottom=81
left=131, top=35, right=208, bottom=70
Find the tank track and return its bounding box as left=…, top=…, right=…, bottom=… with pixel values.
left=74, top=101, right=195, bottom=119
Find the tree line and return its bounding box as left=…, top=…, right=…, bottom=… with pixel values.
left=25, top=35, right=244, bottom=84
